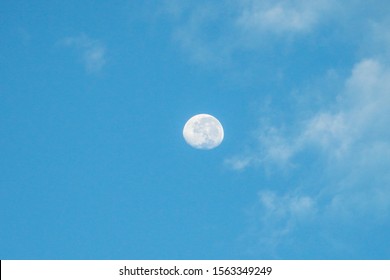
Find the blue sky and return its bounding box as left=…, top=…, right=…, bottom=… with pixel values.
left=1, top=0, right=390, bottom=259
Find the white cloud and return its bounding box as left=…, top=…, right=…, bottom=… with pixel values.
left=225, top=124, right=296, bottom=171
left=246, top=190, right=317, bottom=255
left=62, top=34, right=106, bottom=73
left=232, top=58, right=390, bottom=255
left=164, top=0, right=340, bottom=66
left=224, top=157, right=252, bottom=171
left=300, top=112, right=350, bottom=156
left=259, top=191, right=316, bottom=221
left=229, top=58, right=390, bottom=167
left=236, top=0, right=335, bottom=34
left=169, top=3, right=234, bottom=66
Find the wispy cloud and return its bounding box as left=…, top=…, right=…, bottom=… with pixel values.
left=229, top=58, right=390, bottom=168
left=163, top=0, right=338, bottom=66
left=243, top=189, right=319, bottom=258
left=259, top=190, right=317, bottom=228
left=236, top=0, right=335, bottom=34
left=232, top=58, right=390, bottom=256
left=168, top=2, right=234, bottom=65
left=61, top=34, right=106, bottom=73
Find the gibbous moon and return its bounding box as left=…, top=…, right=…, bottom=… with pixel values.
left=183, top=114, right=224, bottom=150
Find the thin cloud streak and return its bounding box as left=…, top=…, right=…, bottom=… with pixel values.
left=228, top=59, right=390, bottom=168
left=164, top=0, right=339, bottom=66
left=61, top=34, right=106, bottom=73
left=236, top=0, right=336, bottom=34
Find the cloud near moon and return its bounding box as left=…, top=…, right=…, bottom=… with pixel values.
left=183, top=114, right=224, bottom=150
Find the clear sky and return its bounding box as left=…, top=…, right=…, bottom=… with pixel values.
left=1, top=0, right=390, bottom=259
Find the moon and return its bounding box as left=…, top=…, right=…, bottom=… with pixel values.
left=183, top=114, right=224, bottom=150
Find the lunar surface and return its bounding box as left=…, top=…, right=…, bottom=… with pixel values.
left=183, top=114, right=224, bottom=149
